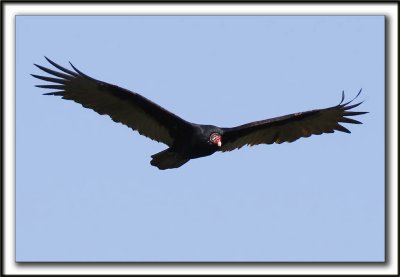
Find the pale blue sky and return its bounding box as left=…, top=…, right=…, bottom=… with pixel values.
left=16, top=16, right=384, bottom=262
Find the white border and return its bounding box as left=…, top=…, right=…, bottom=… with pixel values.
left=4, top=3, right=398, bottom=275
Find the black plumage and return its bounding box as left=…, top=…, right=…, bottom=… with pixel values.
left=32, top=57, right=368, bottom=170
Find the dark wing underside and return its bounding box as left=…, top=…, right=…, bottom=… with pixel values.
left=32, top=57, right=193, bottom=146
left=220, top=90, right=368, bottom=152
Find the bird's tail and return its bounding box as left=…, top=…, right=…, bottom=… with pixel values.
left=150, top=149, right=190, bottom=170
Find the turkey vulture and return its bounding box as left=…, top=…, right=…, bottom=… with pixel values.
left=32, top=57, right=368, bottom=170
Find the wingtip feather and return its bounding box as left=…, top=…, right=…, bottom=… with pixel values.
left=357, top=88, right=362, bottom=97
left=43, top=91, right=65, bottom=96
left=69, top=61, right=87, bottom=77
left=339, top=117, right=362, bottom=124
left=35, top=84, right=64, bottom=89
left=334, top=124, right=351, bottom=133
left=339, top=90, right=345, bottom=104
left=339, top=88, right=364, bottom=107
left=44, top=56, right=53, bottom=64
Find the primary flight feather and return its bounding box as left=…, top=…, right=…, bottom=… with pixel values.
left=32, top=57, right=368, bottom=170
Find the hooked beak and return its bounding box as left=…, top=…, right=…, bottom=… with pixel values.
left=217, top=140, right=222, bottom=147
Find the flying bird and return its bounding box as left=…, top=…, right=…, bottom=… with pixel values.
left=32, top=57, right=368, bottom=170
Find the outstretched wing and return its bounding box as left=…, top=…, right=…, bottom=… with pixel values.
left=220, top=90, right=368, bottom=152
left=32, top=57, right=193, bottom=147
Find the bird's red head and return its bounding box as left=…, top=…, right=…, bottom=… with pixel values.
left=210, top=133, right=222, bottom=147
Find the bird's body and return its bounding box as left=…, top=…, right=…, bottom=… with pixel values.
left=32, top=58, right=368, bottom=170
left=150, top=124, right=222, bottom=169
left=183, top=124, right=223, bottom=158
